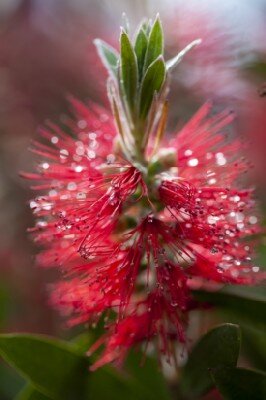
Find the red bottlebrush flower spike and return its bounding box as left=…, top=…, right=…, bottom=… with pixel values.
left=24, top=16, right=262, bottom=369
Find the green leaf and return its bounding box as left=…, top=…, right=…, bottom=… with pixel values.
left=0, top=332, right=168, bottom=400
left=125, top=351, right=171, bottom=400
left=0, top=360, right=25, bottom=399
left=121, top=12, right=130, bottom=34
left=211, top=367, right=266, bottom=400
left=180, top=324, right=240, bottom=398
left=0, top=334, right=89, bottom=400
left=242, top=326, right=266, bottom=371
left=194, top=286, right=266, bottom=371
left=193, top=286, right=266, bottom=326
left=89, top=366, right=144, bottom=400
left=88, top=352, right=171, bottom=400
left=140, top=19, right=151, bottom=36
left=166, top=39, right=201, bottom=70
left=144, top=16, right=163, bottom=70
left=94, top=39, right=119, bottom=78
left=15, top=385, right=51, bottom=400
left=139, top=56, right=166, bottom=120
left=120, top=30, right=138, bottom=112
left=134, top=28, right=148, bottom=81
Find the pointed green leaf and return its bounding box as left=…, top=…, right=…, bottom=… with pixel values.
left=121, top=12, right=130, bottom=34
left=166, top=39, right=201, bottom=70
left=0, top=334, right=89, bottom=400
left=139, top=19, right=150, bottom=36
left=120, top=30, right=138, bottom=112
left=211, top=367, right=266, bottom=400
left=180, top=324, right=241, bottom=398
left=15, top=385, right=51, bottom=400
left=139, top=56, right=166, bottom=120
left=134, top=29, right=148, bottom=80
left=94, top=39, right=119, bottom=78
left=144, top=16, right=163, bottom=70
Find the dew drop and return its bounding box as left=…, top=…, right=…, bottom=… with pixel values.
left=67, top=182, right=77, bottom=191
left=30, top=200, right=38, bottom=209
left=187, top=158, right=199, bottom=167
left=215, top=152, right=227, bottom=166
left=36, top=220, right=48, bottom=228
left=87, top=150, right=96, bottom=159
left=75, top=165, right=83, bottom=172
left=76, top=146, right=84, bottom=156
left=147, top=215, right=153, bottom=223
left=249, top=216, right=258, bottom=224
left=49, top=190, right=57, bottom=197
left=232, top=195, right=240, bottom=203
left=51, top=136, right=59, bottom=144
left=42, top=162, right=49, bottom=169
left=60, top=149, right=69, bottom=159
left=77, top=120, right=87, bottom=129
left=89, top=132, right=97, bottom=140
left=184, top=149, right=193, bottom=157
left=207, top=215, right=219, bottom=224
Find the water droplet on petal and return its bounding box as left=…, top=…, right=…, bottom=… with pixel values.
left=188, top=158, right=199, bottom=167
left=77, top=120, right=87, bottom=129
left=249, top=216, right=258, bottom=224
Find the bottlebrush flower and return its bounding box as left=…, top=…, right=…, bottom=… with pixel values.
left=24, top=16, right=261, bottom=369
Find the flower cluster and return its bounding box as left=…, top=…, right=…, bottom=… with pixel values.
left=25, top=17, right=261, bottom=369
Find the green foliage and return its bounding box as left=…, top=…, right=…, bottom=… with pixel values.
left=139, top=56, right=166, bottom=120
left=88, top=366, right=141, bottom=400
left=211, top=367, right=266, bottom=400
left=125, top=351, right=171, bottom=400
left=0, top=361, right=24, bottom=400
left=1, top=312, right=265, bottom=399
left=241, top=326, right=266, bottom=371
left=15, top=385, right=51, bottom=400
left=144, top=16, right=164, bottom=71
left=134, top=28, right=148, bottom=81
left=94, top=15, right=200, bottom=157
left=180, top=324, right=240, bottom=398
left=194, top=285, right=266, bottom=375
left=166, top=39, right=201, bottom=70
left=94, top=39, right=119, bottom=78
left=194, top=286, right=266, bottom=326
left=0, top=334, right=89, bottom=400
left=120, top=30, right=138, bottom=113
left=0, top=333, right=172, bottom=400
